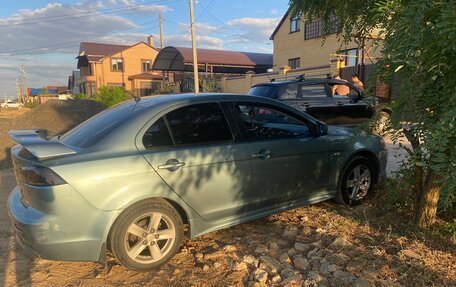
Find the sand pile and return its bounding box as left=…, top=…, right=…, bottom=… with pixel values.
left=0, top=100, right=105, bottom=169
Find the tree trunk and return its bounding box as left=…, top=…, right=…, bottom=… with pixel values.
left=416, top=171, right=441, bottom=228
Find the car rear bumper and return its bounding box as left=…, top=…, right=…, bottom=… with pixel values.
left=7, top=186, right=116, bottom=262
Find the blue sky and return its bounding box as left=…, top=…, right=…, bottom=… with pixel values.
left=0, top=0, right=288, bottom=98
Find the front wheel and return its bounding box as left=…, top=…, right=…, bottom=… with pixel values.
left=109, top=199, right=184, bottom=272
left=336, top=157, right=374, bottom=206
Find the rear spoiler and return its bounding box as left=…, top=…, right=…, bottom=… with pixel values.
left=8, top=129, right=76, bottom=160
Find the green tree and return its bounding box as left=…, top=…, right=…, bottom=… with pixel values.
left=289, top=0, right=456, bottom=227
left=94, top=86, right=132, bottom=107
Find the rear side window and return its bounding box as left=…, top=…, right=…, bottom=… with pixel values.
left=278, top=84, right=299, bottom=100
left=301, top=84, right=327, bottom=97
left=143, top=117, right=173, bottom=149
left=167, top=103, right=233, bottom=145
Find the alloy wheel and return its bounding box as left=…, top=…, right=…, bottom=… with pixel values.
left=346, top=164, right=372, bottom=201
left=124, top=212, right=176, bottom=264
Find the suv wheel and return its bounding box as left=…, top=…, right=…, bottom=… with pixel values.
left=109, top=199, right=184, bottom=271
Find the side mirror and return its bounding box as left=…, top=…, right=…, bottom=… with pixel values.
left=318, top=122, right=328, bottom=136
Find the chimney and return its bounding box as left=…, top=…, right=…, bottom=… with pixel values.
left=147, top=35, right=155, bottom=47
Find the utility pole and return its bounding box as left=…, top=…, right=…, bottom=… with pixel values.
left=189, top=0, right=199, bottom=94
left=15, top=79, right=21, bottom=102
left=159, top=12, right=164, bottom=48
left=159, top=12, right=166, bottom=86
left=19, top=65, right=27, bottom=103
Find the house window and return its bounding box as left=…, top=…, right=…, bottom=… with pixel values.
left=288, top=58, right=300, bottom=69
left=111, top=58, right=123, bottom=72
left=290, top=16, right=301, bottom=33
left=304, top=14, right=340, bottom=40
left=142, top=60, right=152, bottom=72
left=88, top=63, right=93, bottom=76
left=340, top=48, right=358, bottom=67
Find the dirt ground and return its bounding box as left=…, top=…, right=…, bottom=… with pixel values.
left=0, top=100, right=104, bottom=170
left=1, top=169, right=454, bottom=287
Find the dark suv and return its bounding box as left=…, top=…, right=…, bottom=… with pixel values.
left=248, top=75, right=389, bottom=127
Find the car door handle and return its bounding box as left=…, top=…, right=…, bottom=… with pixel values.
left=252, top=149, right=273, bottom=160
left=336, top=101, right=344, bottom=106
left=158, top=159, right=185, bottom=171
left=302, top=102, right=311, bottom=107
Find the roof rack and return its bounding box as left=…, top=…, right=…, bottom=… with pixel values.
left=270, top=72, right=332, bottom=82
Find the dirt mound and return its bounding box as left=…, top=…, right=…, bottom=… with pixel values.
left=0, top=100, right=105, bottom=169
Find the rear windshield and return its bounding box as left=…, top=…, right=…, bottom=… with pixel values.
left=248, top=85, right=276, bottom=99
left=60, top=101, right=138, bottom=148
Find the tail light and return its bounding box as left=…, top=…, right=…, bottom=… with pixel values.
left=20, top=166, right=66, bottom=186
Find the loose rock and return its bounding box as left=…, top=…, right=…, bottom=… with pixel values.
left=243, top=255, right=259, bottom=267
left=271, top=274, right=282, bottom=284
left=294, top=242, right=312, bottom=253
left=292, top=255, right=308, bottom=271
left=255, top=244, right=268, bottom=254
left=260, top=255, right=282, bottom=275
left=329, top=237, right=349, bottom=249
left=253, top=268, right=268, bottom=283
left=353, top=277, right=375, bottom=287
left=279, top=253, right=292, bottom=264
left=235, top=262, right=248, bottom=271
left=223, top=245, right=237, bottom=252
left=280, top=274, right=302, bottom=286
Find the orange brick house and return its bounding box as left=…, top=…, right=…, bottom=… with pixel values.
left=76, top=36, right=163, bottom=98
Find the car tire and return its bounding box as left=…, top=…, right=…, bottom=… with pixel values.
left=109, top=199, right=184, bottom=272
left=336, top=157, right=374, bottom=206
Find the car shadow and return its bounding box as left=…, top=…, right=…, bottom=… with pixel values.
left=0, top=170, right=35, bottom=287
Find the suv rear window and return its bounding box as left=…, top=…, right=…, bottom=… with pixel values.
left=248, top=86, right=276, bottom=99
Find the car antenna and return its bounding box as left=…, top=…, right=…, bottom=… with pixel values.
left=131, top=95, right=141, bottom=112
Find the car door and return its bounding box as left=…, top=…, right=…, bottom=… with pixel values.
left=140, top=102, right=252, bottom=221
left=297, top=83, right=337, bottom=123
left=327, top=79, right=374, bottom=125
left=232, top=102, right=332, bottom=209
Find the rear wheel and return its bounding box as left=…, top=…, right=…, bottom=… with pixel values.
left=337, top=157, right=374, bottom=206
left=109, top=199, right=183, bottom=272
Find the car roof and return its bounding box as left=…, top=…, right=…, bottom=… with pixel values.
left=132, top=93, right=280, bottom=109
left=251, top=78, right=328, bottom=87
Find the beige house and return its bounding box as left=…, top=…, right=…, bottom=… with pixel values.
left=76, top=36, right=162, bottom=98
left=270, top=10, right=382, bottom=74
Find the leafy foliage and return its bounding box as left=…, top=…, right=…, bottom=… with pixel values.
left=94, top=86, right=132, bottom=107
left=201, top=78, right=221, bottom=93
left=72, top=93, right=87, bottom=100
left=289, top=0, right=456, bottom=224
left=24, top=101, right=39, bottom=109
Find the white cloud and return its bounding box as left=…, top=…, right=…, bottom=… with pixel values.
left=227, top=17, right=280, bottom=39
left=165, top=34, right=225, bottom=50
left=0, top=3, right=138, bottom=55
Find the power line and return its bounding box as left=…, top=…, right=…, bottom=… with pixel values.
left=0, top=21, right=160, bottom=55
left=163, top=17, right=270, bottom=46
left=204, top=10, right=271, bottom=45
left=0, top=0, right=182, bottom=28
left=195, top=0, right=218, bottom=21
